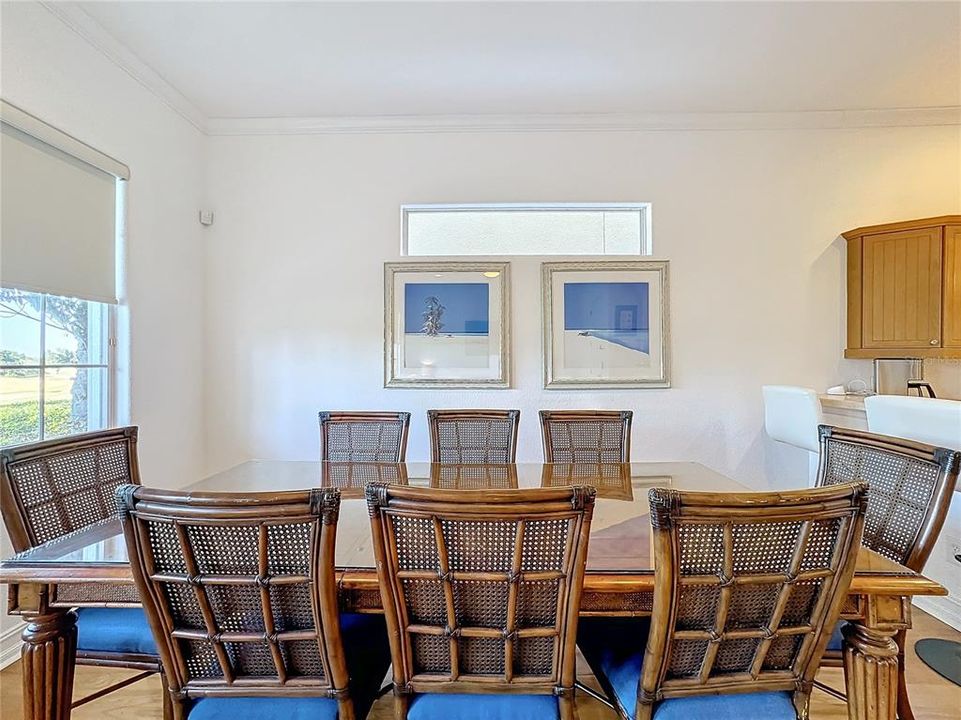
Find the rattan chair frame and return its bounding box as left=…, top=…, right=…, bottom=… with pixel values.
left=814, top=425, right=960, bottom=719
left=118, top=485, right=356, bottom=720
left=816, top=426, right=959, bottom=572
left=367, top=482, right=597, bottom=720
left=0, top=428, right=162, bottom=689
left=318, top=411, right=411, bottom=462
left=539, top=410, right=633, bottom=464
left=623, top=483, right=868, bottom=720
left=427, top=409, right=521, bottom=464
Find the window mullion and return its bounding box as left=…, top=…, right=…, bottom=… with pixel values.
left=38, top=294, right=46, bottom=439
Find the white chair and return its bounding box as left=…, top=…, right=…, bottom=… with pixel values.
left=865, top=395, right=961, bottom=450
left=762, top=385, right=823, bottom=485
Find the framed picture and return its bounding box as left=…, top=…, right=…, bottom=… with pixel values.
left=385, top=262, right=510, bottom=388
left=542, top=260, right=670, bottom=389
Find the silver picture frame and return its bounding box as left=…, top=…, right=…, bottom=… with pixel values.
left=542, top=260, right=671, bottom=389
left=385, top=261, right=511, bottom=388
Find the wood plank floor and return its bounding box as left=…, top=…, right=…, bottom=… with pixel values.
left=1, top=609, right=958, bottom=719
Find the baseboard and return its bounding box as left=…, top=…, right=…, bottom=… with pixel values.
left=0, top=621, right=23, bottom=669
left=914, top=594, right=961, bottom=632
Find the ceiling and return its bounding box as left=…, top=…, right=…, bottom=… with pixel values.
left=64, top=1, right=961, bottom=126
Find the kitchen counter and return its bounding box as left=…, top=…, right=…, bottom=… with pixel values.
left=819, top=393, right=868, bottom=412
left=819, top=393, right=868, bottom=430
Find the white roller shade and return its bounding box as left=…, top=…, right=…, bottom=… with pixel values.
left=1, top=110, right=122, bottom=303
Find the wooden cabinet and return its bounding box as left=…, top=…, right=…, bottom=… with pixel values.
left=944, top=225, right=961, bottom=349
left=844, top=216, right=961, bottom=359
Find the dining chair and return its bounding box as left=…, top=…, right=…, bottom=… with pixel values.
left=539, top=410, right=633, bottom=463
left=0, top=427, right=163, bottom=711
left=366, top=481, right=597, bottom=720
left=815, top=425, right=960, bottom=719
left=117, top=484, right=392, bottom=720
left=578, top=481, right=868, bottom=720
left=318, top=411, right=410, bottom=462
left=427, top=409, right=520, bottom=463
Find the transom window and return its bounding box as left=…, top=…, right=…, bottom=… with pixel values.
left=402, top=203, right=652, bottom=256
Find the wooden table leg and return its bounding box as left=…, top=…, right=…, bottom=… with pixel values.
left=18, top=591, right=77, bottom=720
left=842, top=595, right=911, bottom=720
left=843, top=621, right=898, bottom=719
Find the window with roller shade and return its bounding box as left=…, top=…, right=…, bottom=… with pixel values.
left=0, top=102, right=127, bottom=445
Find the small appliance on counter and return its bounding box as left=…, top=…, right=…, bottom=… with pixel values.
left=873, top=358, right=936, bottom=397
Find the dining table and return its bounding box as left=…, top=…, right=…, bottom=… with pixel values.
left=0, top=460, right=947, bottom=720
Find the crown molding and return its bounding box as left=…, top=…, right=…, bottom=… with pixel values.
left=40, top=1, right=207, bottom=133
left=204, top=107, right=961, bottom=136
left=37, top=2, right=961, bottom=138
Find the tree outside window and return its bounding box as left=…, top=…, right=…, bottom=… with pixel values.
left=0, top=288, right=111, bottom=446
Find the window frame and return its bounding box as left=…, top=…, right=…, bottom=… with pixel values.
left=401, top=202, right=652, bottom=257
left=0, top=291, right=117, bottom=442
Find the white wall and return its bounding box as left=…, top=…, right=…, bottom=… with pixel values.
left=2, top=2, right=960, bottom=661
left=204, top=125, right=961, bottom=626
left=0, top=2, right=207, bottom=661
left=204, top=126, right=959, bottom=484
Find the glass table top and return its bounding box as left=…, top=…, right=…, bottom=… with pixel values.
left=5, top=461, right=740, bottom=574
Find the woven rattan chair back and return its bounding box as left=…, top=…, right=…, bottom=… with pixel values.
left=637, top=483, right=868, bottom=720
left=816, top=425, right=960, bottom=571
left=427, top=409, right=520, bottom=463
left=539, top=410, right=632, bottom=463
left=118, top=485, right=352, bottom=720
left=318, top=411, right=410, bottom=462
left=0, top=427, right=141, bottom=552
left=367, top=483, right=596, bottom=720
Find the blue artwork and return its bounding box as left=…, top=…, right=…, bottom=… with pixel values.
left=564, top=282, right=650, bottom=354
left=404, top=283, right=489, bottom=335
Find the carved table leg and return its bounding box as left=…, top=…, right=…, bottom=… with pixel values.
left=842, top=595, right=911, bottom=720
left=20, top=607, right=77, bottom=720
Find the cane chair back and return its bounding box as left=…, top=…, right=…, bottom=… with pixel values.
left=816, top=426, right=960, bottom=571
left=427, top=409, right=520, bottom=463
left=539, top=410, right=632, bottom=463
left=119, top=485, right=354, bottom=719
left=0, top=427, right=141, bottom=551
left=367, top=483, right=596, bottom=719
left=638, top=483, right=868, bottom=719
left=318, top=411, right=410, bottom=462
left=0, top=427, right=144, bottom=611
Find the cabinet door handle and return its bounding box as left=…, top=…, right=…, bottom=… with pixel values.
left=930, top=339, right=939, bottom=345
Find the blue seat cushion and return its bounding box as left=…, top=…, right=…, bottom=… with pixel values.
left=577, top=616, right=649, bottom=718
left=76, top=607, right=157, bottom=655
left=653, top=692, right=796, bottom=719
left=188, top=697, right=338, bottom=720
left=340, top=613, right=391, bottom=718
left=826, top=620, right=846, bottom=652
left=578, top=617, right=796, bottom=719
left=408, top=693, right=558, bottom=720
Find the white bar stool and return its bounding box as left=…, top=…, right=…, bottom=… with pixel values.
left=762, top=385, right=823, bottom=485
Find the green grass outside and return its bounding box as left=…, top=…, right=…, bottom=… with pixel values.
left=0, top=399, right=81, bottom=446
